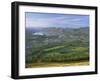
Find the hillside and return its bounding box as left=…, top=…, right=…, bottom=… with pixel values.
left=25, top=27, right=89, bottom=68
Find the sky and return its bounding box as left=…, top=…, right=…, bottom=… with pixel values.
left=25, top=12, right=89, bottom=28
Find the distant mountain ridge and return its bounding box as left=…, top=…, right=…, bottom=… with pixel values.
left=26, top=27, right=89, bottom=36
left=25, top=27, right=89, bottom=49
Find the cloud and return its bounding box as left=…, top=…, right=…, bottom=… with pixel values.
left=26, top=18, right=51, bottom=28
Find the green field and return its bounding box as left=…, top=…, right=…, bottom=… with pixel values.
left=26, top=42, right=89, bottom=68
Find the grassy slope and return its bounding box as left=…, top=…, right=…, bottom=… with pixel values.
left=26, top=43, right=89, bottom=68
left=26, top=61, right=89, bottom=68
